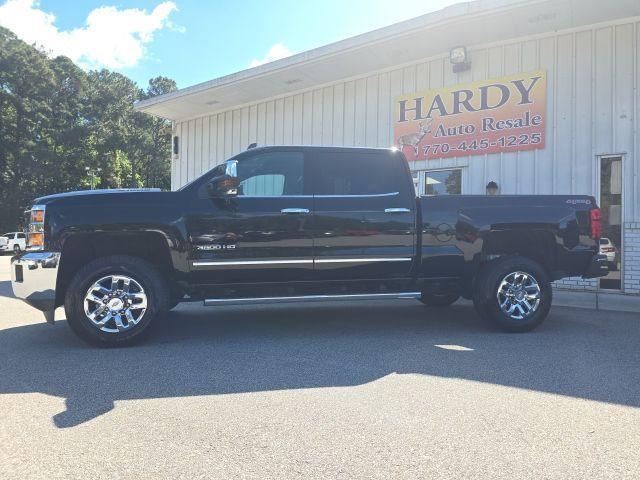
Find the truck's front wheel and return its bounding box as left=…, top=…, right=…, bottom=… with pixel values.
left=473, top=256, right=552, bottom=332
left=64, top=255, right=170, bottom=346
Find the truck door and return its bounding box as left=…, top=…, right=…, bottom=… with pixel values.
left=187, top=149, right=314, bottom=285
left=310, top=149, right=415, bottom=280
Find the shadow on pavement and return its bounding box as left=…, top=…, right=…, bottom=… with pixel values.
left=0, top=280, right=12, bottom=299
left=0, top=301, right=638, bottom=428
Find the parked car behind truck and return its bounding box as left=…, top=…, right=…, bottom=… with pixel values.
left=0, top=232, right=26, bottom=254
left=10, top=146, right=609, bottom=346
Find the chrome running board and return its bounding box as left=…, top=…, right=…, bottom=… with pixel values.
left=204, top=292, right=421, bottom=306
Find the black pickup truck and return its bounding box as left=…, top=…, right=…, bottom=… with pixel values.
left=11, top=146, right=608, bottom=346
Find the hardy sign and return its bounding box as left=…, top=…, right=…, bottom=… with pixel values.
left=394, top=70, right=546, bottom=161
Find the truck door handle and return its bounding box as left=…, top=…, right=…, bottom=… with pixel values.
left=384, top=208, right=410, bottom=213
left=281, top=208, right=310, bottom=214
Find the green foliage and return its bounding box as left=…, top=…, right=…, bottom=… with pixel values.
left=0, top=25, right=176, bottom=232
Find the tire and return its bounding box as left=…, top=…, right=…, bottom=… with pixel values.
left=13, top=244, right=20, bottom=254
left=420, top=292, right=460, bottom=307
left=64, top=255, right=170, bottom=347
left=472, top=256, right=552, bottom=333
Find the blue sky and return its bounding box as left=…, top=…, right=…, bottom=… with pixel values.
left=1, top=0, right=460, bottom=89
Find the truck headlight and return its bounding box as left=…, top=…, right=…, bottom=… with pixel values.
left=27, top=205, right=46, bottom=251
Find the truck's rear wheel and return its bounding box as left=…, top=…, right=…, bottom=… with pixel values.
left=473, top=256, right=552, bottom=332
left=420, top=292, right=460, bottom=307
left=64, top=255, right=169, bottom=347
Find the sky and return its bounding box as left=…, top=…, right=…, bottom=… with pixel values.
left=0, top=0, right=461, bottom=90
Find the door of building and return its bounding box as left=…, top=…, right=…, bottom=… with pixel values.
left=598, top=156, right=623, bottom=290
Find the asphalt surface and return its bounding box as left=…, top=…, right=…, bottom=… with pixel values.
left=0, top=255, right=639, bottom=479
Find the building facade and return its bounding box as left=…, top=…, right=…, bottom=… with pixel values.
left=136, top=0, right=640, bottom=297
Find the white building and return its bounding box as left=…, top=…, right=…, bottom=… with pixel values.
left=135, top=0, right=640, bottom=299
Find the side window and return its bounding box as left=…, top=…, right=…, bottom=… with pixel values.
left=314, top=152, right=404, bottom=196
left=237, top=152, right=304, bottom=197
left=17, top=233, right=26, bottom=239
left=5, top=233, right=15, bottom=240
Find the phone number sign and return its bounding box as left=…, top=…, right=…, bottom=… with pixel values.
left=394, top=70, right=546, bottom=161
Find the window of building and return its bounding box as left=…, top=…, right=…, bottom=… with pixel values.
left=423, top=169, right=462, bottom=196
left=237, top=152, right=304, bottom=197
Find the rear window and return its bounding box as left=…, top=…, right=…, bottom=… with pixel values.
left=313, top=151, right=405, bottom=196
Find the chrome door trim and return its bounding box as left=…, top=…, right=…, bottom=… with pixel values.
left=193, top=257, right=412, bottom=267
left=384, top=208, right=411, bottom=213
left=192, top=259, right=313, bottom=267
left=314, top=192, right=399, bottom=198
left=204, top=292, right=421, bottom=306
left=281, top=208, right=310, bottom=214
left=314, top=257, right=412, bottom=264
left=232, top=192, right=399, bottom=199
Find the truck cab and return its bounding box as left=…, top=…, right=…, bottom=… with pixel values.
left=183, top=147, right=417, bottom=296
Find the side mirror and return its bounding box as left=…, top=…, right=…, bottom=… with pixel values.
left=206, top=159, right=239, bottom=198
left=207, top=174, right=239, bottom=198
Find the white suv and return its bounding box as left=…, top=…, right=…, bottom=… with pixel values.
left=0, top=232, right=27, bottom=254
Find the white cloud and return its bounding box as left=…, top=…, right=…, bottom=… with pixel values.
left=249, top=43, right=293, bottom=68
left=0, top=0, right=180, bottom=69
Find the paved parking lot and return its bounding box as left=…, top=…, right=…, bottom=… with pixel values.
left=0, top=255, right=639, bottom=479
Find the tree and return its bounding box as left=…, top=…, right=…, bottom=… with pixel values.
left=0, top=26, right=176, bottom=232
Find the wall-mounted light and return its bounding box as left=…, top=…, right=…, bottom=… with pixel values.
left=486, top=181, right=499, bottom=195
left=450, top=46, right=471, bottom=73
left=172, top=136, right=179, bottom=156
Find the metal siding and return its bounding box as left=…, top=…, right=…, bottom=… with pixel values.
left=312, top=89, right=323, bottom=145
left=265, top=101, right=275, bottom=146
left=194, top=117, right=203, bottom=180
left=354, top=77, right=366, bottom=147
left=274, top=99, right=284, bottom=145
left=365, top=75, right=378, bottom=147
left=292, top=93, right=303, bottom=144
left=615, top=24, right=635, bottom=222
left=283, top=96, right=294, bottom=145
left=555, top=34, right=573, bottom=195
left=574, top=31, right=593, bottom=196
left=223, top=111, right=233, bottom=159
left=537, top=37, right=555, bottom=194
left=322, top=86, right=334, bottom=145
left=343, top=81, right=355, bottom=146
left=240, top=106, right=250, bottom=154
left=302, top=92, right=313, bottom=144
left=171, top=18, right=640, bottom=223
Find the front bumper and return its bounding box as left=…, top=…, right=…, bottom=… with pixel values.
left=582, top=254, right=610, bottom=279
left=10, top=252, right=60, bottom=322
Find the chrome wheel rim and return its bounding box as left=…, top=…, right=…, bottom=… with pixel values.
left=83, top=275, right=148, bottom=333
left=496, top=271, right=541, bottom=320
